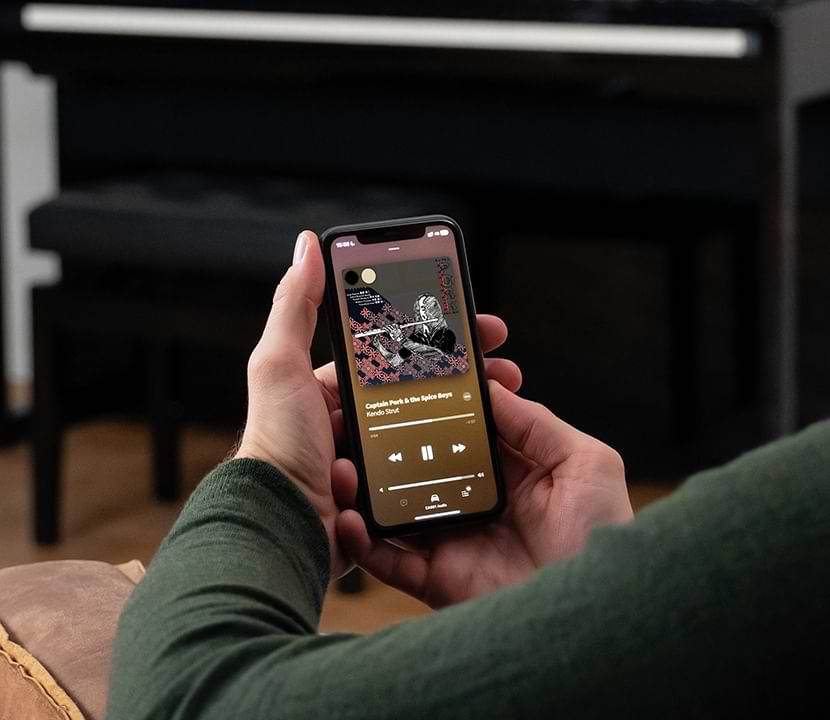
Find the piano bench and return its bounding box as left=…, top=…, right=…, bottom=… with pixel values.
left=29, top=173, right=456, bottom=276
left=27, top=172, right=461, bottom=546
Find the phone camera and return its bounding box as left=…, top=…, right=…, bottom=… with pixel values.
left=344, top=270, right=359, bottom=286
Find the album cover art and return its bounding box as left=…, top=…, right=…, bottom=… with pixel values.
left=345, top=257, right=469, bottom=386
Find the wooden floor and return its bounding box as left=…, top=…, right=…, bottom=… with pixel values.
left=0, top=418, right=673, bottom=633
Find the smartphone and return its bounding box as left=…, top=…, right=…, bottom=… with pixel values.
left=322, top=215, right=505, bottom=536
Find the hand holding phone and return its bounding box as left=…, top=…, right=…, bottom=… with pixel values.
left=334, top=380, right=633, bottom=609
left=235, top=227, right=521, bottom=578
left=322, top=216, right=631, bottom=606
left=235, top=226, right=631, bottom=598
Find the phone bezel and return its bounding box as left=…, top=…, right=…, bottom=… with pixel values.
left=322, top=214, right=505, bottom=537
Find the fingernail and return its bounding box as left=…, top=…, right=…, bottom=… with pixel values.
left=293, top=231, right=308, bottom=265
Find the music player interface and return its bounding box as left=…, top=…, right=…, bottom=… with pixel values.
left=332, top=225, right=498, bottom=528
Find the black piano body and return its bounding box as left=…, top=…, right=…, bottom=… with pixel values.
left=1, top=0, right=829, bottom=452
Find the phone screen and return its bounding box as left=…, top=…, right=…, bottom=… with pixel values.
left=329, top=221, right=500, bottom=529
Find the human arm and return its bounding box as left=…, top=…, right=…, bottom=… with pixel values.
left=107, top=229, right=830, bottom=717
left=107, top=420, right=830, bottom=719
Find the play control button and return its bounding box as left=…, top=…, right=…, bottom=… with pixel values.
left=452, top=443, right=466, bottom=454
left=388, top=452, right=403, bottom=463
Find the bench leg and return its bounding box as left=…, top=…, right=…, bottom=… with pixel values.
left=149, top=342, right=182, bottom=502
left=731, top=213, right=760, bottom=408
left=32, top=287, right=63, bottom=544
left=668, top=237, right=700, bottom=439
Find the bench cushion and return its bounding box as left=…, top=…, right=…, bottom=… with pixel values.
left=29, top=174, right=459, bottom=276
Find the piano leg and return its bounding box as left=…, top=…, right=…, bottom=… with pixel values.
left=759, top=43, right=801, bottom=439
left=758, top=0, right=830, bottom=439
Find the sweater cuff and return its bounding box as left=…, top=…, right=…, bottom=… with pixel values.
left=175, top=457, right=332, bottom=615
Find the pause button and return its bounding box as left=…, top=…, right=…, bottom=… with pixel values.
left=420, top=444, right=434, bottom=461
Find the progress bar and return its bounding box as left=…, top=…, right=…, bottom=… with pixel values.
left=21, top=6, right=757, bottom=59
left=388, top=473, right=476, bottom=492
left=369, top=412, right=474, bottom=432
left=415, top=510, right=461, bottom=521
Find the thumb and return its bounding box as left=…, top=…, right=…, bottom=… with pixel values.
left=253, top=231, right=325, bottom=370
left=489, top=379, right=579, bottom=469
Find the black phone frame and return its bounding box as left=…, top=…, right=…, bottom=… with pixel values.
left=321, top=214, right=505, bottom=537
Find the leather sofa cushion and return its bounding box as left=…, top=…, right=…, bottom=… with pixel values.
left=0, top=620, right=84, bottom=720
left=0, top=560, right=145, bottom=720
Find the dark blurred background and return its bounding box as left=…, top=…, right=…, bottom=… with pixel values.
left=1, top=0, right=828, bottom=619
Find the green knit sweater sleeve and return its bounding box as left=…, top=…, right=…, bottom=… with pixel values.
left=107, top=423, right=830, bottom=720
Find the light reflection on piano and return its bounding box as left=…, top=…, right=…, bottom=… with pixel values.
left=20, top=4, right=757, bottom=58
